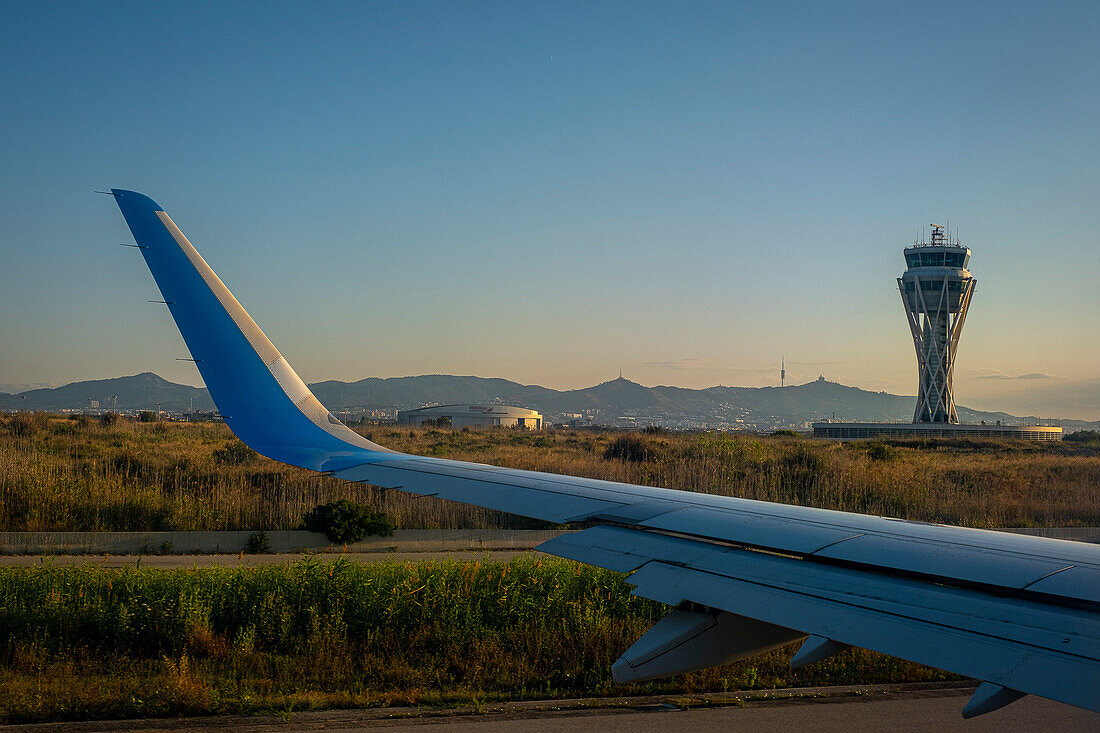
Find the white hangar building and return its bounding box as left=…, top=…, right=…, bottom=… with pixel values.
left=398, top=404, right=543, bottom=430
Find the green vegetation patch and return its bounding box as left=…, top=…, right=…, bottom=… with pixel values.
left=302, top=500, right=394, bottom=543
left=0, top=558, right=951, bottom=723
left=1066, top=430, right=1100, bottom=445
left=603, top=434, right=658, bottom=462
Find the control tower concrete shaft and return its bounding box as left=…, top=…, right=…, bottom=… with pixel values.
left=898, top=225, right=976, bottom=423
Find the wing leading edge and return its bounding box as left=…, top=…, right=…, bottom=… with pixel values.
left=111, top=190, right=1100, bottom=717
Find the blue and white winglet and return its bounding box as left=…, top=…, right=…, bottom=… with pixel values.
left=111, top=190, right=1100, bottom=718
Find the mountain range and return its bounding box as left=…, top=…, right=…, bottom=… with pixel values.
left=2, top=372, right=1095, bottom=431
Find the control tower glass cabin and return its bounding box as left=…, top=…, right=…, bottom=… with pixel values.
left=898, top=225, right=976, bottom=423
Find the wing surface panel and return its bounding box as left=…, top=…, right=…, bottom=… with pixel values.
left=333, top=458, right=626, bottom=522
left=628, top=561, right=1099, bottom=712
left=539, top=527, right=1100, bottom=712
left=1026, top=566, right=1100, bottom=604
left=539, top=527, right=1100, bottom=657
left=638, top=506, right=863, bottom=554
left=813, top=533, right=1078, bottom=590
left=334, top=455, right=1100, bottom=603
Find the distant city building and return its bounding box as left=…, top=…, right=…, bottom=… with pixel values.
left=398, top=404, right=542, bottom=430
left=815, top=225, right=1060, bottom=441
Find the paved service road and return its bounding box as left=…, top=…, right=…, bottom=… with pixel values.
left=5, top=687, right=1096, bottom=733
left=395, top=696, right=1097, bottom=733
left=0, top=551, right=533, bottom=567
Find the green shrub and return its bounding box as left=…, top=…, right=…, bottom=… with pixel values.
left=303, top=500, right=394, bottom=543
left=246, top=531, right=271, bottom=554
left=779, top=446, right=826, bottom=491
left=780, top=446, right=825, bottom=472
left=212, top=439, right=257, bottom=465
left=1065, top=430, right=1100, bottom=444
left=6, top=412, right=48, bottom=437
left=603, top=434, right=655, bottom=462
left=867, top=442, right=897, bottom=461
left=770, top=429, right=799, bottom=437
left=98, top=412, right=119, bottom=427
left=138, top=410, right=156, bottom=422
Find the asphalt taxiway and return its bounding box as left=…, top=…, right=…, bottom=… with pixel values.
left=4, top=684, right=1096, bottom=732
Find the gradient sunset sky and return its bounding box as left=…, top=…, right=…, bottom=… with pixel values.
left=1, top=1, right=1097, bottom=419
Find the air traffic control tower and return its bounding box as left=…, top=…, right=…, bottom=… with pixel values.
left=813, top=226, right=1061, bottom=441
left=898, top=224, right=974, bottom=423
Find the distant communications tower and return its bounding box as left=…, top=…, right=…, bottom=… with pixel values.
left=898, top=224, right=976, bottom=423
left=781, top=356, right=785, bottom=387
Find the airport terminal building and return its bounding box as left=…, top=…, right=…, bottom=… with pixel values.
left=398, top=404, right=543, bottom=430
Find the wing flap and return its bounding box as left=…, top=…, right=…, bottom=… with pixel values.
left=813, top=533, right=1080, bottom=591
left=537, top=525, right=723, bottom=573
left=540, top=526, right=1100, bottom=712
left=542, top=528, right=1100, bottom=658
left=639, top=505, right=863, bottom=554
left=1025, top=565, right=1100, bottom=604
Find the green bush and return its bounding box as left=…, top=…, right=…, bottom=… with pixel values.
left=603, top=434, right=655, bottom=462
left=303, top=500, right=394, bottom=544
left=780, top=446, right=825, bottom=472
left=867, top=442, right=897, bottom=461
left=138, top=410, right=156, bottom=422
left=212, top=439, right=257, bottom=465
left=6, top=412, right=48, bottom=437
left=245, top=531, right=271, bottom=554
left=1065, top=430, right=1100, bottom=444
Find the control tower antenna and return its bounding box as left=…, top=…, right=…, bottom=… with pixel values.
left=898, top=224, right=976, bottom=423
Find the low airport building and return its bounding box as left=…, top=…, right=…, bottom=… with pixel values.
left=812, top=422, right=1062, bottom=441
left=398, top=404, right=543, bottom=430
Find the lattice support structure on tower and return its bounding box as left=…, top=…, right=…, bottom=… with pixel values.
left=898, top=225, right=976, bottom=424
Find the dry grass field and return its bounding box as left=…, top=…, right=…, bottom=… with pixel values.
left=1, top=412, right=1097, bottom=532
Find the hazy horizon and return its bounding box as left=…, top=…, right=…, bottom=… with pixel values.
left=2, top=2, right=1097, bottom=419
left=3, top=368, right=1097, bottom=424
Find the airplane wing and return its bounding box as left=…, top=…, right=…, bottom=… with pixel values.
left=110, top=190, right=1100, bottom=718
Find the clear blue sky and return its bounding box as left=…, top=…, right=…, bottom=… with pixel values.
left=1, top=1, right=1097, bottom=419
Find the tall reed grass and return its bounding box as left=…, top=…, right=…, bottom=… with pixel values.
left=1, top=414, right=1096, bottom=531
